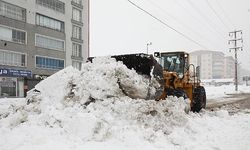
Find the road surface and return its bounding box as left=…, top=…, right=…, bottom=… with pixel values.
left=206, top=93, right=250, bottom=113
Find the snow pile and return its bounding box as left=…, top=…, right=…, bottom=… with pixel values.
left=1, top=97, right=250, bottom=150
left=1, top=57, right=189, bottom=140
left=0, top=98, right=26, bottom=119
left=168, top=110, right=250, bottom=150
left=29, top=57, right=159, bottom=108
left=23, top=57, right=189, bottom=141
left=0, top=98, right=27, bottom=128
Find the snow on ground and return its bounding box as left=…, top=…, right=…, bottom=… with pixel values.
left=205, top=84, right=250, bottom=100
left=205, top=84, right=250, bottom=99
left=0, top=57, right=250, bottom=150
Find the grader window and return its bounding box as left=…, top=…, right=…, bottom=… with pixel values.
left=159, top=53, right=185, bottom=77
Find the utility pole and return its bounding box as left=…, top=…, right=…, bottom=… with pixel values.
left=229, top=30, right=243, bottom=91
left=146, top=42, right=152, bottom=54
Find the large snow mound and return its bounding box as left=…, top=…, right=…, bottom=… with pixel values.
left=0, top=57, right=250, bottom=150
left=30, top=57, right=160, bottom=107
left=0, top=57, right=189, bottom=140
left=1, top=57, right=189, bottom=136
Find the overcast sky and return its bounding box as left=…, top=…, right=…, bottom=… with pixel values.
left=90, top=0, right=250, bottom=68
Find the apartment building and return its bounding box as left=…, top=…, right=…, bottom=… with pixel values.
left=0, top=0, right=89, bottom=97
left=224, top=56, right=235, bottom=79
left=190, top=50, right=225, bottom=79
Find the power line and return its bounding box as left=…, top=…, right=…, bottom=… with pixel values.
left=171, top=0, right=227, bottom=46
left=186, top=0, right=227, bottom=37
left=206, top=0, right=231, bottom=31
left=146, top=0, right=217, bottom=48
left=126, top=0, right=208, bottom=49
left=215, top=0, right=236, bottom=29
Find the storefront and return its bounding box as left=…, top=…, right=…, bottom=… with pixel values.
left=0, top=68, right=32, bottom=97
left=22, top=74, right=50, bottom=97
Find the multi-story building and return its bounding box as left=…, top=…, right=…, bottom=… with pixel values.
left=0, top=0, right=89, bottom=97
left=190, top=50, right=224, bottom=79
left=224, top=56, right=235, bottom=79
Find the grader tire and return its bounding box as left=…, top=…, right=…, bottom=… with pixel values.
left=191, top=86, right=206, bottom=112
left=166, top=88, right=188, bottom=99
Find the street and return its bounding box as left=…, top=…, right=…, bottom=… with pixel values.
left=206, top=93, right=250, bottom=114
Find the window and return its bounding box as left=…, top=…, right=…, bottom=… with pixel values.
left=0, top=26, right=26, bottom=44
left=72, top=8, right=82, bottom=22
left=72, top=0, right=82, bottom=5
left=0, top=77, right=17, bottom=97
left=0, top=1, right=26, bottom=22
left=72, top=61, right=82, bottom=70
left=72, top=43, right=82, bottom=57
left=36, top=56, right=64, bottom=70
left=36, top=34, right=64, bottom=51
left=72, top=25, right=81, bottom=39
left=12, top=29, right=26, bottom=43
left=36, top=0, right=65, bottom=14
left=36, top=14, right=64, bottom=32
left=0, top=50, right=26, bottom=67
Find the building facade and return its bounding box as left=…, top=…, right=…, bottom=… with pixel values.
left=190, top=50, right=225, bottom=79
left=224, top=56, right=235, bottom=79
left=0, top=0, right=89, bottom=97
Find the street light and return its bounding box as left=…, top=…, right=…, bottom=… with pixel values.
left=146, top=42, right=152, bottom=54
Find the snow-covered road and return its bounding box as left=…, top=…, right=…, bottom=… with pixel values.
left=207, top=93, right=250, bottom=108
left=205, top=85, right=250, bottom=113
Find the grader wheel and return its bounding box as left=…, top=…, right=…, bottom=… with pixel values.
left=191, top=86, right=206, bottom=112
left=165, top=88, right=188, bottom=99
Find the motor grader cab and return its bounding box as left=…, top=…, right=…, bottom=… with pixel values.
left=154, top=51, right=206, bottom=112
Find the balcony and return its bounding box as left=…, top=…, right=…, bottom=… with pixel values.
left=71, top=1, right=83, bottom=9
left=71, top=19, right=83, bottom=26
left=71, top=55, right=83, bottom=61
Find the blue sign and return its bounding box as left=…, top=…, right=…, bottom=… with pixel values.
left=0, top=68, right=32, bottom=78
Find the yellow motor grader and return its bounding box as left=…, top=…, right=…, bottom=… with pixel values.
left=153, top=51, right=206, bottom=112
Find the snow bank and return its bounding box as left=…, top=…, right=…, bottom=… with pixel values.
left=205, top=84, right=250, bottom=100
left=0, top=57, right=250, bottom=150
left=0, top=98, right=27, bottom=128
left=22, top=57, right=189, bottom=142
left=1, top=57, right=189, bottom=138
left=28, top=57, right=159, bottom=107
left=168, top=110, right=250, bottom=150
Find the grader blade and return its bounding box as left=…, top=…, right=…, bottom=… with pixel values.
left=112, top=53, right=164, bottom=99
left=87, top=53, right=164, bottom=100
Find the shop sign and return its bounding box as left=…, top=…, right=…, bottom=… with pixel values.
left=0, top=68, right=32, bottom=78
